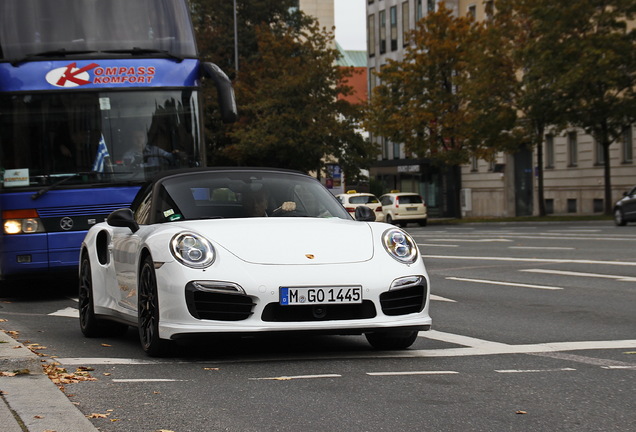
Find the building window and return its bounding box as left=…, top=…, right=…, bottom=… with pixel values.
left=368, top=14, right=376, bottom=57
left=467, top=5, right=476, bottom=19
left=393, top=140, right=400, bottom=159
left=379, top=10, right=386, bottom=54
left=471, top=156, right=478, bottom=172
left=623, top=126, right=633, bottom=163
left=545, top=199, right=554, bottom=214
left=382, top=136, right=389, bottom=160
left=567, top=199, right=577, bottom=213
left=485, top=1, right=494, bottom=20
left=417, top=0, right=423, bottom=21
left=567, top=131, right=578, bottom=167
left=402, top=2, right=410, bottom=46
left=545, top=134, right=555, bottom=168
left=595, top=139, right=605, bottom=166
left=427, top=0, right=435, bottom=13
left=368, top=67, right=377, bottom=97
left=390, top=6, right=398, bottom=51
left=593, top=199, right=604, bottom=213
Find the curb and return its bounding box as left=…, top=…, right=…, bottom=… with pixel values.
left=0, top=330, right=98, bottom=432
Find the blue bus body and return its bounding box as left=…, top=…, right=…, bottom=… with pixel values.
left=0, top=0, right=236, bottom=279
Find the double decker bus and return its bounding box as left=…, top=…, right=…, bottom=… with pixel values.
left=0, top=0, right=236, bottom=281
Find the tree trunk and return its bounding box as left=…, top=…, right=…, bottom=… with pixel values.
left=535, top=124, right=546, bottom=216
left=603, top=140, right=612, bottom=215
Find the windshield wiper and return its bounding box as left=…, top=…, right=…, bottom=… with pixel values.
left=11, top=49, right=98, bottom=66
left=102, top=47, right=183, bottom=62
left=31, top=172, right=99, bottom=200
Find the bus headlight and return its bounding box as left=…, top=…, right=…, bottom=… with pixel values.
left=3, top=218, right=45, bottom=234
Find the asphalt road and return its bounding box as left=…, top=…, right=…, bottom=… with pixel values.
left=1, top=221, right=635, bottom=431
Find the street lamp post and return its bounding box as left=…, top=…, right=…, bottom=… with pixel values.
left=233, top=0, right=239, bottom=72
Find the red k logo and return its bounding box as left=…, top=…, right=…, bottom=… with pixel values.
left=46, top=62, right=99, bottom=88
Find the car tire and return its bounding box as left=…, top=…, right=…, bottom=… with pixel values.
left=365, top=330, right=419, bottom=350
left=385, top=214, right=394, bottom=225
left=614, top=208, right=627, bottom=226
left=418, top=219, right=427, bottom=227
left=79, top=254, right=128, bottom=337
left=138, top=254, right=173, bottom=357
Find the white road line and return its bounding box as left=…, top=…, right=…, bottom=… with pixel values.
left=420, top=330, right=510, bottom=349
left=249, top=374, right=341, bottom=381
left=367, top=371, right=458, bottom=376
left=521, top=268, right=636, bottom=282
left=424, top=239, right=513, bottom=243
left=112, top=379, right=185, bottom=382
left=446, top=276, right=563, bottom=290
left=424, top=255, right=636, bottom=266
left=418, top=243, right=460, bottom=247
left=602, top=366, right=636, bottom=370
left=48, top=307, right=79, bottom=318
left=58, top=358, right=161, bottom=365
left=430, top=294, right=456, bottom=302
left=509, top=246, right=575, bottom=250
left=495, top=368, right=576, bottom=374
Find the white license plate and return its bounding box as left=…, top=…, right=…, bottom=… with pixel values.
left=406, top=207, right=418, bottom=211
left=280, top=286, right=362, bottom=305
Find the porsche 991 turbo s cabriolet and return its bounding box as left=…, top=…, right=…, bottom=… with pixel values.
left=79, top=168, right=432, bottom=356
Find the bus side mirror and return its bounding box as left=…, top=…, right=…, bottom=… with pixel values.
left=107, top=208, right=139, bottom=233
left=202, top=62, right=238, bottom=123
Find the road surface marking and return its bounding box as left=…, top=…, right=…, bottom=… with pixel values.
left=446, top=277, right=563, bottom=290
left=49, top=307, right=79, bottom=318
left=424, top=255, right=636, bottom=267
left=508, top=246, right=575, bottom=250
left=521, top=268, right=636, bottom=282
left=418, top=243, right=460, bottom=248
left=367, top=371, right=458, bottom=376
left=249, top=374, right=341, bottom=380
left=495, top=368, right=576, bottom=373
left=112, top=378, right=185, bottom=382
left=430, top=294, right=456, bottom=302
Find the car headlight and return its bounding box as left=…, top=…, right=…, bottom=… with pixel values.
left=170, top=232, right=215, bottom=268
left=382, top=228, right=419, bottom=264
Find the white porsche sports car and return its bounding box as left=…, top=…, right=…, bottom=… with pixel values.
left=79, top=168, right=432, bottom=356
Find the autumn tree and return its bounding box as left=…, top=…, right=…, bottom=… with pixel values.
left=221, top=21, right=375, bottom=177
left=189, top=1, right=373, bottom=178
left=365, top=3, right=516, bottom=213
left=558, top=0, right=636, bottom=214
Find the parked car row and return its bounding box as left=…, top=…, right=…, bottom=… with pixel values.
left=337, top=190, right=428, bottom=227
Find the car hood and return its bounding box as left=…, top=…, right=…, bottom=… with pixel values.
left=175, top=218, right=375, bottom=265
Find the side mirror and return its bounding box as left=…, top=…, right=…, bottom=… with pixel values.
left=355, top=206, right=376, bottom=222
left=201, top=62, right=238, bottom=123
left=107, top=208, right=139, bottom=233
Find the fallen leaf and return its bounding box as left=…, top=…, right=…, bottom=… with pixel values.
left=203, top=367, right=219, bottom=371
left=77, top=366, right=95, bottom=371
left=516, top=410, right=527, bottom=415
left=0, top=371, right=16, bottom=377
left=13, top=369, right=30, bottom=375
left=34, top=415, right=44, bottom=419
left=12, top=346, right=22, bottom=349
left=103, top=373, right=112, bottom=376
left=101, top=343, right=112, bottom=347
left=87, top=413, right=109, bottom=419
left=623, top=351, right=636, bottom=355
left=0, top=318, right=7, bottom=322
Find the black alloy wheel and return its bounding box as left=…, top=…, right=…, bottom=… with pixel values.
left=614, top=208, right=627, bottom=226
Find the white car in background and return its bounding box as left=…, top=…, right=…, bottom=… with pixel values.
left=79, top=168, right=432, bottom=356
left=380, top=191, right=428, bottom=227
left=336, top=191, right=385, bottom=222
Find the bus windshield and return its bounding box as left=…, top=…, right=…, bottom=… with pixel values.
left=0, top=0, right=197, bottom=60
left=0, top=89, right=202, bottom=188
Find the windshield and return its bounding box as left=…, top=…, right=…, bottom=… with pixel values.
left=0, top=0, right=196, bottom=60
left=0, top=90, right=202, bottom=188
left=154, top=171, right=352, bottom=222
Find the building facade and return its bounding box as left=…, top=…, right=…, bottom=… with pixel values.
left=366, top=0, right=636, bottom=217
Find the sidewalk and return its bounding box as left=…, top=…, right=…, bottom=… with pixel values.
left=0, top=330, right=98, bottom=432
